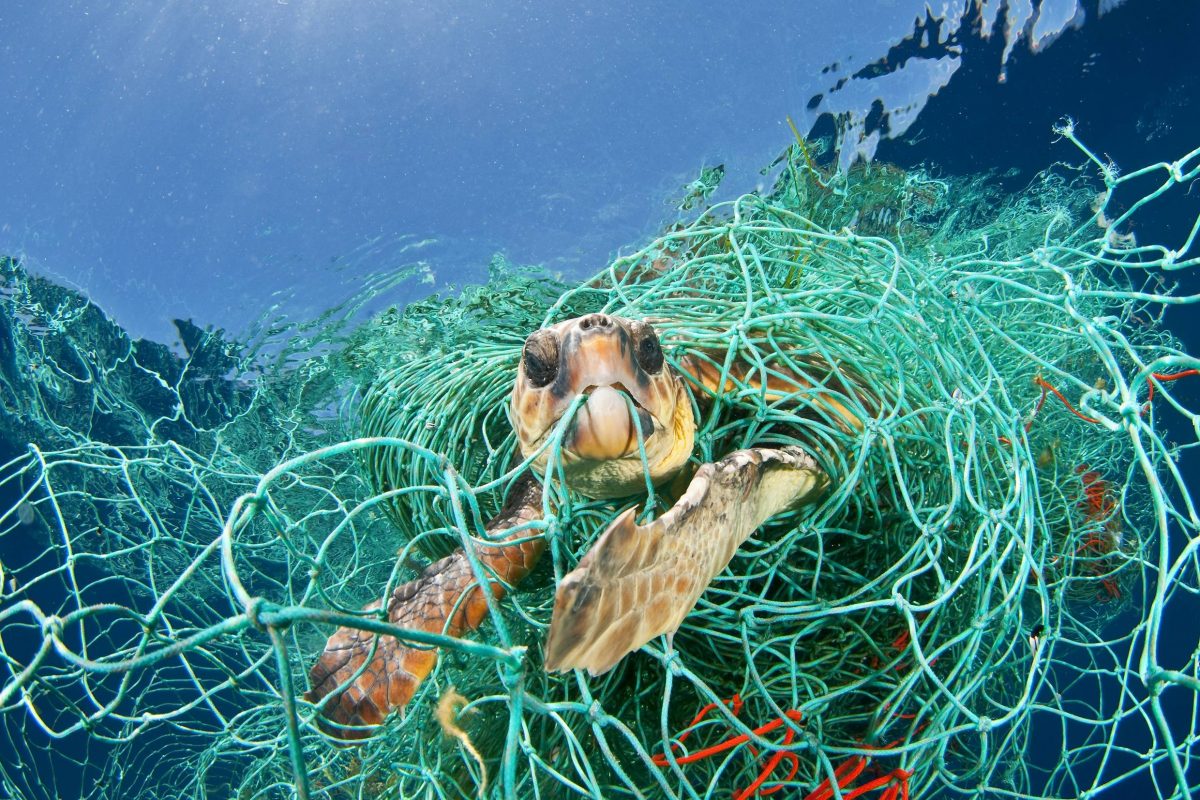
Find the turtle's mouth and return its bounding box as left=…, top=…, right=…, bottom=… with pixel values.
left=511, top=314, right=696, bottom=499
left=564, top=384, right=657, bottom=461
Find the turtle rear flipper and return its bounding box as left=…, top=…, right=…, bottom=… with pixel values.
left=543, top=447, right=828, bottom=675
left=679, top=350, right=869, bottom=432
left=306, top=473, right=543, bottom=738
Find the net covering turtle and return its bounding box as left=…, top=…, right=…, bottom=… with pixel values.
left=0, top=128, right=1198, bottom=800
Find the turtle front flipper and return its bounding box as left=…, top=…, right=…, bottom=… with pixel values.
left=543, top=447, right=828, bottom=675
left=306, top=472, right=543, bottom=738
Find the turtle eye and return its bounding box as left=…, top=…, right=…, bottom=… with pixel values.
left=634, top=326, right=664, bottom=374
left=522, top=331, right=560, bottom=388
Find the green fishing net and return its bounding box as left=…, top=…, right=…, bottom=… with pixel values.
left=2, top=125, right=1199, bottom=800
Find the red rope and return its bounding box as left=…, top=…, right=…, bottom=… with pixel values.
left=652, top=697, right=804, bottom=798
left=1033, top=377, right=1101, bottom=424
left=1146, top=369, right=1200, bottom=405
left=804, top=756, right=868, bottom=800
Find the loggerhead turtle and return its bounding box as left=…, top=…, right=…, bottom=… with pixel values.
left=307, top=312, right=863, bottom=736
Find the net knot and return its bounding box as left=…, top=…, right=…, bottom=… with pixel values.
left=42, top=614, right=63, bottom=639
left=976, top=716, right=993, bottom=734
left=500, top=649, right=525, bottom=688
left=245, top=597, right=270, bottom=632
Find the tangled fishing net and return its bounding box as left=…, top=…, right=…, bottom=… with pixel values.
left=1, top=124, right=1199, bottom=800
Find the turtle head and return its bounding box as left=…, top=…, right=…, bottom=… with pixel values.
left=510, top=314, right=695, bottom=499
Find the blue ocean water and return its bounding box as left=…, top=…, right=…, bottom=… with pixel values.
left=1, top=1, right=1198, bottom=798
left=6, top=0, right=1191, bottom=348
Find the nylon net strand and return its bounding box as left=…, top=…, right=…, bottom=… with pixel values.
left=0, top=127, right=1198, bottom=800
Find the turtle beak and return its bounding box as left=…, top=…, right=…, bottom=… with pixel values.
left=566, top=385, right=655, bottom=461
left=511, top=314, right=694, bottom=498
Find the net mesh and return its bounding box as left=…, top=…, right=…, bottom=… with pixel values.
left=2, top=125, right=1199, bottom=800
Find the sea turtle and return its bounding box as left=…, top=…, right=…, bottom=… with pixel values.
left=307, top=312, right=861, bottom=736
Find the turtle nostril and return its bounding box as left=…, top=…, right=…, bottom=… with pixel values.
left=580, top=314, right=612, bottom=331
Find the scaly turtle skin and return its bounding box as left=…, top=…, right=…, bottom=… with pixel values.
left=304, top=472, right=543, bottom=737
left=510, top=314, right=695, bottom=498
left=306, top=313, right=837, bottom=737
